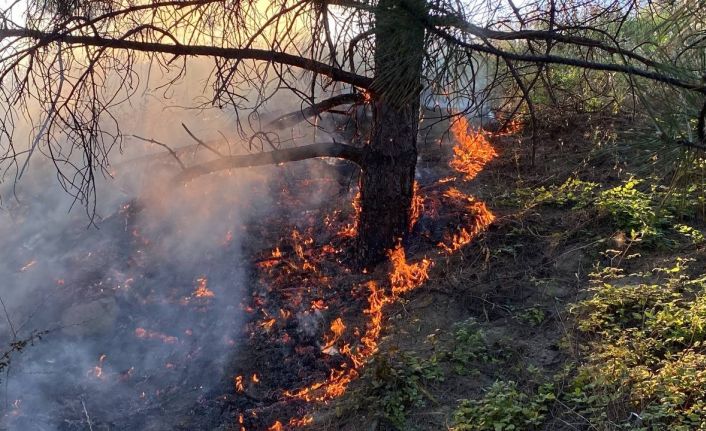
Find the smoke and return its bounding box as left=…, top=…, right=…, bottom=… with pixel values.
left=0, top=56, right=335, bottom=429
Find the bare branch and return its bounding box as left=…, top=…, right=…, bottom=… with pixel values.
left=266, top=92, right=365, bottom=129
left=181, top=123, right=224, bottom=158
left=131, top=135, right=186, bottom=170
left=175, top=141, right=363, bottom=183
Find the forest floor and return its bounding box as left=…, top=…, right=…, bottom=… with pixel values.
left=309, top=112, right=706, bottom=431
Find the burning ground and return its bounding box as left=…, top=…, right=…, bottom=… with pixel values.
left=179, top=116, right=501, bottom=430
left=0, top=111, right=501, bottom=430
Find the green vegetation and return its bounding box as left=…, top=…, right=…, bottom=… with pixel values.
left=450, top=319, right=494, bottom=375
left=452, top=381, right=555, bottom=431
left=350, top=352, right=444, bottom=429
left=505, top=175, right=704, bottom=248
left=562, top=260, right=706, bottom=430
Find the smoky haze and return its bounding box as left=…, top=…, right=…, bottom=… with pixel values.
left=0, top=56, right=333, bottom=430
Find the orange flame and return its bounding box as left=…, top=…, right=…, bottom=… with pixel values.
left=449, top=116, right=497, bottom=180
left=19, top=260, right=37, bottom=272
left=322, top=317, right=346, bottom=352
left=260, top=116, right=501, bottom=426
left=288, top=415, right=314, bottom=427
left=410, top=181, right=424, bottom=230
left=238, top=413, right=245, bottom=431
left=89, top=354, right=107, bottom=379
left=337, top=192, right=361, bottom=238
left=495, top=116, right=524, bottom=136
left=437, top=188, right=495, bottom=254
left=388, top=245, right=432, bottom=296
left=284, top=279, right=394, bottom=402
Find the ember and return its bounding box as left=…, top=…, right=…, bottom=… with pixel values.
left=134, top=327, right=178, bottom=344
left=235, top=375, right=245, bottom=393
left=192, top=276, right=215, bottom=298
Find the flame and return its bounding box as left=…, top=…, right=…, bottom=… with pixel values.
left=223, top=230, right=234, bottom=246
left=356, top=280, right=387, bottom=365
left=311, top=299, right=327, bottom=310
left=259, top=318, right=276, bottom=331
left=437, top=188, right=495, bottom=254
left=238, top=413, right=246, bottom=431
left=253, top=115, right=501, bottom=426
left=251, top=373, right=260, bottom=383
left=410, top=181, right=424, bottom=230
left=89, top=354, right=107, bottom=379
left=449, top=116, right=497, bottom=180
left=193, top=276, right=215, bottom=298
left=284, top=281, right=389, bottom=402
left=495, top=116, right=524, bottom=136
left=322, top=317, right=346, bottom=352
left=288, top=415, right=314, bottom=427
left=388, top=246, right=432, bottom=296
left=9, top=399, right=21, bottom=417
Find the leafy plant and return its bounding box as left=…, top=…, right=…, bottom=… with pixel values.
left=516, top=307, right=547, bottom=327
left=564, top=260, right=706, bottom=429
left=451, top=318, right=493, bottom=375
left=355, top=352, right=443, bottom=429
left=595, top=178, right=659, bottom=235
left=452, top=380, right=555, bottom=431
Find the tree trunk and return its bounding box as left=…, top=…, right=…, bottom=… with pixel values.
left=357, top=0, right=425, bottom=265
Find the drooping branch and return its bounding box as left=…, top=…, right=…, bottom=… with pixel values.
left=266, top=93, right=366, bottom=129
left=174, top=141, right=363, bottom=183
left=397, top=5, right=706, bottom=94
left=0, top=29, right=373, bottom=89
left=430, top=14, right=661, bottom=69
left=426, top=24, right=706, bottom=94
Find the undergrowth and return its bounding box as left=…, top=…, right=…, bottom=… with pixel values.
left=502, top=175, right=704, bottom=248
left=452, top=381, right=555, bottom=431
left=562, top=259, right=706, bottom=430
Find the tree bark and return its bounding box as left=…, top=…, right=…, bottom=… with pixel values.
left=356, top=0, right=425, bottom=265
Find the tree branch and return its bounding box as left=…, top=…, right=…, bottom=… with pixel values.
left=174, top=141, right=363, bottom=183
left=0, top=29, right=373, bottom=89
left=421, top=24, right=706, bottom=94
left=266, top=93, right=365, bottom=129
left=430, top=14, right=661, bottom=69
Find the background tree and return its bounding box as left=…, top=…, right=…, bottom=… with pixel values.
left=0, top=0, right=704, bottom=265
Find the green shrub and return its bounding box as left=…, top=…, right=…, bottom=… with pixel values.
left=451, top=319, right=493, bottom=375
left=565, top=261, right=706, bottom=429
left=356, top=352, right=443, bottom=429
left=452, top=380, right=555, bottom=431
